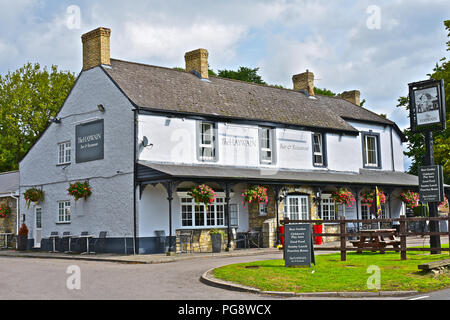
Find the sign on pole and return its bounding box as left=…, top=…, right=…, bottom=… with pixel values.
left=418, top=165, right=444, bottom=203
left=284, top=224, right=315, bottom=267
left=408, top=79, right=446, bottom=133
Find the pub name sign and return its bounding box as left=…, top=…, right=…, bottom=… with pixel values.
left=76, top=119, right=104, bottom=163
left=408, top=79, right=446, bottom=133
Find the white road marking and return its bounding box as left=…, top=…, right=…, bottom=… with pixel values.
left=408, top=295, right=430, bottom=300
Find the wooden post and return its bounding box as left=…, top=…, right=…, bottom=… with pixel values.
left=400, top=214, right=407, bottom=260
left=340, top=216, right=346, bottom=261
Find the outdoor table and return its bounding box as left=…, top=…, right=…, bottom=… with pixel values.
left=49, top=234, right=60, bottom=253
left=0, top=233, right=14, bottom=249
left=79, top=234, right=95, bottom=254
left=62, top=234, right=75, bottom=253
left=350, top=228, right=400, bottom=254
left=247, top=230, right=261, bottom=248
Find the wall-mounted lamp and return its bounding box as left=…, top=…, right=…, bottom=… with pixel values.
left=97, top=104, right=105, bottom=112
left=141, top=136, right=153, bottom=149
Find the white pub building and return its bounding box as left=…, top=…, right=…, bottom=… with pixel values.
left=19, top=27, right=423, bottom=254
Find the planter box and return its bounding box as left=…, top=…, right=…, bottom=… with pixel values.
left=17, top=235, right=28, bottom=251
left=211, top=233, right=222, bottom=253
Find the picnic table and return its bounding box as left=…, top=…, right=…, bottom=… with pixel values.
left=350, top=229, right=400, bottom=254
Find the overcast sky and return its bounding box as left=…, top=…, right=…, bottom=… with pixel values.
left=1, top=0, right=449, bottom=169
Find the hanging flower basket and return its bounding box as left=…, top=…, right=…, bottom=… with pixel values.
left=23, top=187, right=45, bottom=208
left=67, top=180, right=92, bottom=201
left=398, top=190, right=419, bottom=209
left=361, top=190, right=386, bottom=207
left=331, top=188, right=356, bottom=207
left=188, top=184, right=216, bottom=206
left=242, top=185, right=268, bottom=207
left=0, top=203, right=11, bottom=218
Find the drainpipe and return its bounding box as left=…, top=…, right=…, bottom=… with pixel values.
left=11, top=192, right=19, bottom=249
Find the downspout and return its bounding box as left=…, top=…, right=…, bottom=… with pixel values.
left=133, top=108, right=138, bottom=255
left=11, top=192, right=19, bottom=249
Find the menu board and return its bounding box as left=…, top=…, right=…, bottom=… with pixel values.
left=419, top=165, right=444, bottom=203
left=284, top=224, right=314, bottom=267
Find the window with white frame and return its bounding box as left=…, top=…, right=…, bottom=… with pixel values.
left=259, top=203, right=268, bottom=216
left=361, top=203, right=388, bottom=219
left=321, top=195, right=336, bottom=220
left=230, top=204, right=239, bottom=227
left=259, top=127, right=273, bottom=164
left=363, top=134, right=379, bottom=168
left=284, top=195, right=309, bottom=220
left=181, top=197, right=225, bottom=228
left=58, top=142, right=71, bottom=164
left=199, top=122, right=215, bottom=161
left=58, top=201, right=71, bottom=223
left=312, top=133, right=325, bottom=166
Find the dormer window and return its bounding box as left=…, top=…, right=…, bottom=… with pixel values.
left=259, top=127, right=274, bottom=164
left=362, top=132, right=381, bottom=168
left=197, top=121, right=216, bottom=161
left=312, top=133, right=327, bottom=167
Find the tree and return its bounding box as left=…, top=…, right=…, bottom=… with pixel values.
left=397, top=20, right=450, bottom=184
left=217, top=67, right=267, bottom=85
left=0, top=63, right=76, bottom=172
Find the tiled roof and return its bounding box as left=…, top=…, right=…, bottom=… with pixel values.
left=0, top=171, right=19, bottom=195
left=103, top=59, right=396, bottom=134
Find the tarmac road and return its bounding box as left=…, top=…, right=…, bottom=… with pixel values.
left=0, top=253, right=448, bottom=300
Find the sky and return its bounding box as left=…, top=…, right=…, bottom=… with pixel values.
left=1, top=0, right=449, bottom=170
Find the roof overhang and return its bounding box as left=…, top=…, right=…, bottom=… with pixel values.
left=137, top=161, right=424, bottom=190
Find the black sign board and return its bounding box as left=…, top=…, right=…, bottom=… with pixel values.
left=418, top=165, right=444, bottom=203
left=284, top=224, right=315, bottom=267
left=76, top=119, right=104, bottom=163
left=408, top=79, right=446, bottom=133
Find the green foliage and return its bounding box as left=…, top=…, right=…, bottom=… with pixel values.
left=0, top=63, right=76, bottom=172
left=217, top=67, right=267, bottom=85
left=314, top=87, right=336, bottom=97
left=397, top=20, right=450, bottom=184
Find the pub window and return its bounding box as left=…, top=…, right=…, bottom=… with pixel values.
left=259, top=127, right=274, bottom=164
left=58, top=142, right=71, bottom=165
left=312, top=133, right=326, bottom=167
left=230, top=204, right=239, bottom=227
left=284, top=195, right=309, bottom=220
left=320, top=195, right=336, bottom=220
left=259, top=203, right=268, bottom=216
left=180, top=197, right=226, bottom=228
left=363, top=133, right=380, bottom=168
left=198, top=121, right=216, bottom=161
left=58, top=201, right=71, bottom=223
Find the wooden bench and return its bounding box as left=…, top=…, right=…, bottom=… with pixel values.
left=418, top=259, right=450, bottom=276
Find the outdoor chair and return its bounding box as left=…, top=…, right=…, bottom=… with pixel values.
left=232, top=228, right=247, bottom=249
left=177, top=230, right=193, bottom=253
left=72, top=231, right=89, bottom=253
left=346, top=223, right=358, bottom=240
left=88, top=231, right=107, bottom=254
left=154, top=230, right=168, bottom=253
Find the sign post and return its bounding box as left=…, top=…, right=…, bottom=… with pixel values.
left=284, top=224, right=315, bottom=267
left=409, top=79, right=446, bottom=254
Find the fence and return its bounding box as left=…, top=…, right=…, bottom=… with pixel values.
left=280, top=215, right=450, bottom=261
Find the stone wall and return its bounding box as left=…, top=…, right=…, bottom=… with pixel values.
left=176, top=228, right=233, bottom=253
left=0, top=196, right=17, bottom=248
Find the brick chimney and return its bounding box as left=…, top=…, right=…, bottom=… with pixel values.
left=81, top=27, right=111, bottom=71
left=341, top=90, right=360, bottom=106
left=292, top=70, right=315, bottom=96
left=184, top=48, right=209, bottom=79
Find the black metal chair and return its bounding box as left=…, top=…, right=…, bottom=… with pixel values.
left=72, top=231, right=89, bottom=253
left=232, top=228, right=248, bottom=249
left=154, top=230, right=168, bottom=253
left=89, top=231, right=107, bottom=254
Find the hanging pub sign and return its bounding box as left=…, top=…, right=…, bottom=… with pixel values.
left=76, top=119, right=104, bottom=163
left=408, top=79, right=446, bottom=133
left=284, top=224, right=315, bottom=267
left=418, top=165, right=444, bottom=203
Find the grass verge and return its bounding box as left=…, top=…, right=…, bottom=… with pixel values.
left=213, top=246, right=450, bottom=293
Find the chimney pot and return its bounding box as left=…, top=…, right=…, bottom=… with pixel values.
left=184, top=48, right=209, bottom=79
left=292, top=70, right=315, bottom=96
left=81, top=27, right=111, bottom=71
left=341, top=90, right=361, bottom=106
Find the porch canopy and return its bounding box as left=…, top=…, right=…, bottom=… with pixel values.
left=137, top=160, right=422, bottom=189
